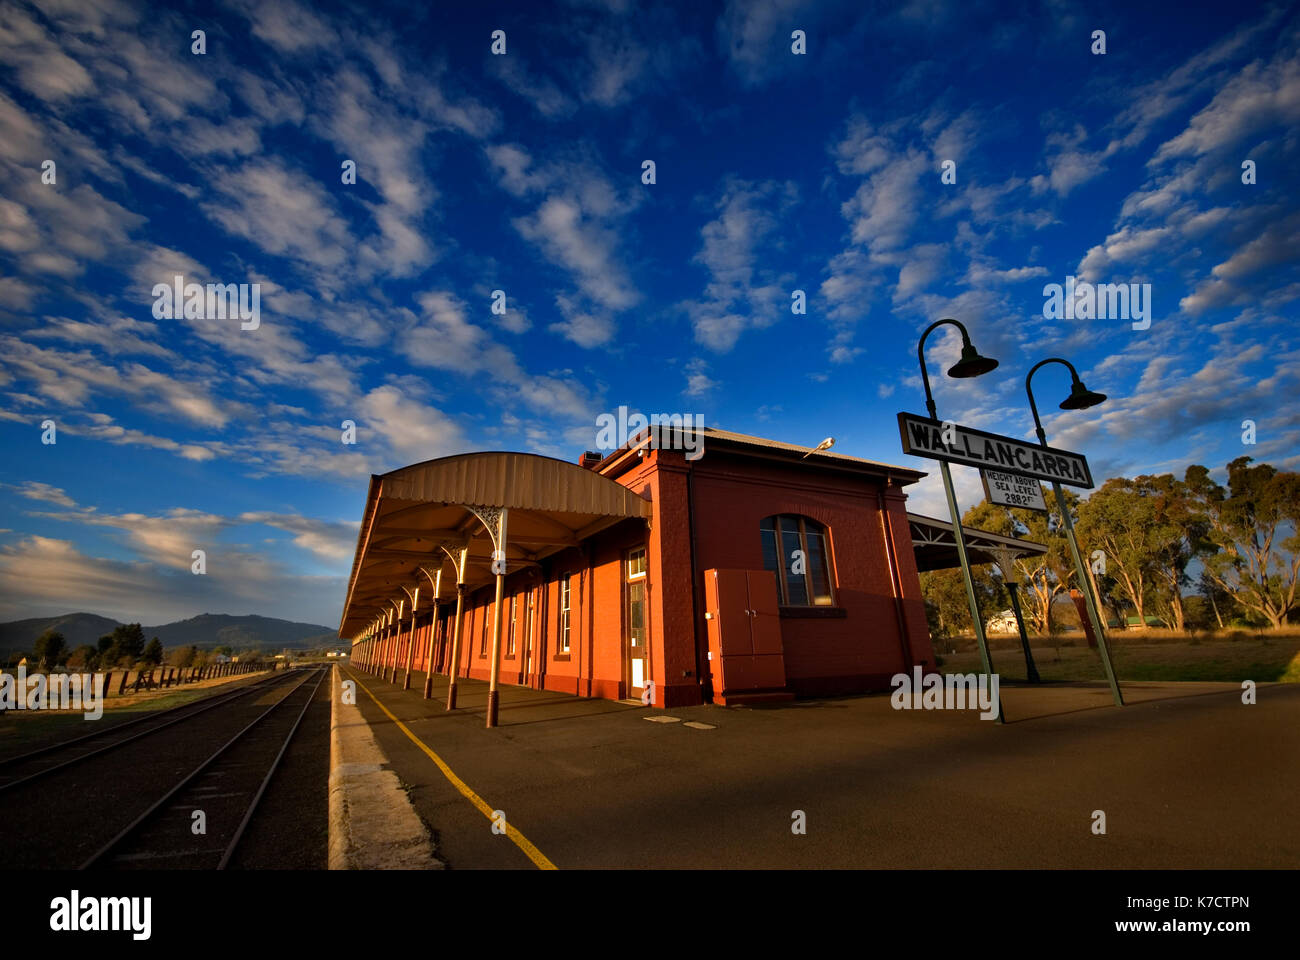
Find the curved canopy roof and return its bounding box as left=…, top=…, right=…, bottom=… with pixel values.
left=339, top=451, right=651, bottom=638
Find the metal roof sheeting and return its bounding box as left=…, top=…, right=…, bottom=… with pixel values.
left=380, top=451, right=652, bottom=516
left=338, top=451, right=650, bottom=637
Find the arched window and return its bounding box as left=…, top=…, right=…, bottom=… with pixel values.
left=760, top=514, right=835, bottom=606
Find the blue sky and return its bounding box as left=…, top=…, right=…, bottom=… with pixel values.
left=0, top=0, right=1297, bottom=627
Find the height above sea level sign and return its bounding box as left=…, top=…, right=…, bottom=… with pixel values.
left=981, top=468, right=1048, bottom=512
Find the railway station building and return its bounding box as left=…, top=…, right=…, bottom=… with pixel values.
left=341, top=425, right=1043, bottom=714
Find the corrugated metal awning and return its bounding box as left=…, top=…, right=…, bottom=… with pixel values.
left=339, top=452, right=651, bottom=639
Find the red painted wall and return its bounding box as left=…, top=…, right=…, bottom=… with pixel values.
left=357, top=441, right=934, bottom=708
left=683, top=449, right=934, bottom=696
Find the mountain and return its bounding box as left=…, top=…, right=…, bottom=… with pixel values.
left=144, top=614, right=336, bottom=651
left=0, top=613, right=120, bottom=656
left=0, top=612, right=336, bottom=657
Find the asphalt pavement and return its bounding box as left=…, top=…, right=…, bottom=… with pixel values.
left=340, top=666, right=1299, bottom=869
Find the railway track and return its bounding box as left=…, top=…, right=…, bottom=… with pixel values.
left=80, top=666, right=329, bottom=870
left=0, top=669, right=294, bottom=794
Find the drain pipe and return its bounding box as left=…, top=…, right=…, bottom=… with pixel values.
left=687, top=460, right=705, bottom=702
left=877, top=478, right=915, bottom=670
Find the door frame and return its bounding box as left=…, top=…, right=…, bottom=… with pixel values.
left=623, top=545, right=650, bottom=698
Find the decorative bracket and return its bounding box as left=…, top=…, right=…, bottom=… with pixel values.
left=466, top=505, right=509, bottom=575
left=418, top=565, right=443, bottom=599
left=440, top=540, right=470, bottom=585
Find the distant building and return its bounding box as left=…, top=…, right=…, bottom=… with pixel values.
left=1125, top=615, right=1164, bottom=627
left=987, top=610, right=1020, bottom=634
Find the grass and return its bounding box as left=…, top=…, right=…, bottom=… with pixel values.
left=0, top=669, right=271, bottom=753
left=935, top=631, right=1300, bottom=684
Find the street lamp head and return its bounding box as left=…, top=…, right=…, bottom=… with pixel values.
left=947, top=341, right=1000, bottom=379
left=1059, top=379, right=1107, bottom=410
left=918, top=318, right=999, bottom=418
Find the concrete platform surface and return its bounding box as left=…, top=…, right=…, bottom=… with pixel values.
left=341, top=666, right=1299, bottom=869
left=329, top=665, right=440, bottom=869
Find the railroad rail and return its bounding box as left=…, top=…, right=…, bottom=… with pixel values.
left=80, top=666, right=329, bottom=870
left=0, top=669, right=294, bottom=795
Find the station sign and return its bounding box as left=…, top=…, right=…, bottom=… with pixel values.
left=981, top=468, right=1048, bottom=511
left=897, top=412, right=1094, bottom=489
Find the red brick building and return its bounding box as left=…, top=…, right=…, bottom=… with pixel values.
left=342, top=426, right=1033, bottom=716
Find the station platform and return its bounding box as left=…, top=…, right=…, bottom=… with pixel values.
left=329, top=666, right=1300, bottom=869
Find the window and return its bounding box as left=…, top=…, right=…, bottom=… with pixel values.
left=559, top=577, right=572, bottom=654
left=760, top=515, right=835, bottom=606
left=480, top=604, right=488, bottom=656
left=507, top=595, right=517, bottom=656
left=627, top=546, right=646, bottom=579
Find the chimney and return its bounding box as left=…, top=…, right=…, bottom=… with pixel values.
left=579, top=451, right=604, bottom=469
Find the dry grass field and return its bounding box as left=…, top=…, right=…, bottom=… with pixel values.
left=936, top=627, right=1300, bottom=683
left=0, top=668, right=273, bottom=754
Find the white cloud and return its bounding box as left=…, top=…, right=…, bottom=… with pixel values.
left=490, top=58, right=576, bottom=118
left=716, top=0, right=824, bottom=87
left=487, top=144, right=640, bottom=328
left=684, top=178, right=796, bottom=351
left=357, top=385, right=465, bottom=466
left=200, top=160, right=353, bottom=273
left=236, top=512, right=359, bottom=561
left=683, top=359, right=717, bottom=397
left=10, top=482, right=76, bottom=508
left=514, top=195, right=640, bottom=313
left=1031, top=124, right=1110, bottom=198
left=1153, top=52, right=1300, bottom=163
left=0, top=534, right=343, bottom=626
left=233, top=0, right=339, bottom=53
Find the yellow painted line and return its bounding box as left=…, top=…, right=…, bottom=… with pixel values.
left=350, top=670, right=558, bottom=870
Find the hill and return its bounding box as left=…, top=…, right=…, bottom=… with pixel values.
left=145, top=614, right=336, bottom=651
left=0, top=612, right=120, bottom=656
left=0, top=612, right=336, bottom=658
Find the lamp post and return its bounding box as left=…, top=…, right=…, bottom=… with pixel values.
left=917, top=318, right=1003, bottom=722
left=986, top=544, right=1040, bottom=683
left=1025, top=357, right=1124, bottom=707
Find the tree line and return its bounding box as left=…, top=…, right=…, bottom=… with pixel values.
left=921, top=456, right=1300, bottom=638
left=9, top=622, right=265, bottom=672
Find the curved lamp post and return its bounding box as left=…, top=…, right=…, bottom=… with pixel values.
left=917, top=318, right=1004, bottom=722
left=1025, top=357, right=1124, bottom=706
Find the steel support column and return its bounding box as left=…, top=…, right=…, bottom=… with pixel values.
left=401, top=585, right=419, bottom=690
left=445, top=545, right=469, bottom=711
left=481, top=508, right=509, bottom=728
